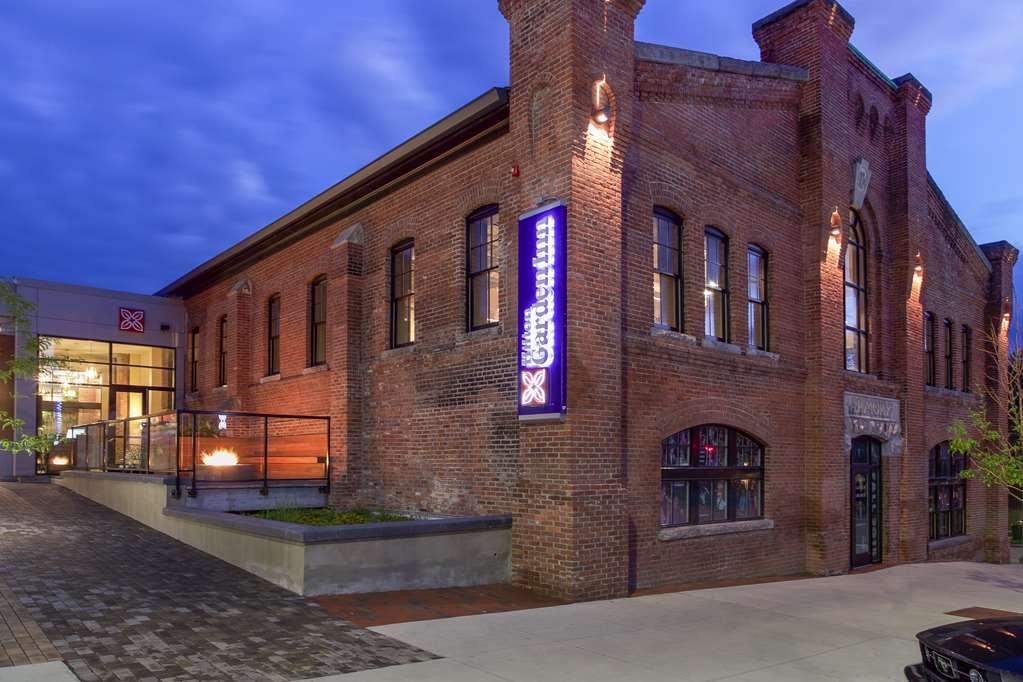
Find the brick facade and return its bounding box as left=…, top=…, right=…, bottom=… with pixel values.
left=169, top=0, right=1018, bottom=599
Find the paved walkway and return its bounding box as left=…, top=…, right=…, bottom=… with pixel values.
left=0, top=484, right=433, bottom=681
left=318, top=561, right=1023, bottom=681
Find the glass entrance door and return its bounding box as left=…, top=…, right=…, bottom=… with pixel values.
left=109, top=389, right=146, bottom=470
left=850, top=436, right=882, bottom=568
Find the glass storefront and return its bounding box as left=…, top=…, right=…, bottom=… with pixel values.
left=37, top=337, right=175, bottom=438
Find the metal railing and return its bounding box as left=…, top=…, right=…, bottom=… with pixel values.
left=69, top=409, right=330, bottom=498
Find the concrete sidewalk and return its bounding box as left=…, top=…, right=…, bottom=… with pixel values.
left=311, top=562, right=1023, bottom=681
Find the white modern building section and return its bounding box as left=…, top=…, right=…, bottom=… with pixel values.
left=0, top=278, right=185, bottom=479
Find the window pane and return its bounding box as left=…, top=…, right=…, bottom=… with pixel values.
left=736, top=434, right=762, bottom=467
left=845, top=286, right=859, bottom=328
left=844, top=244, right=860, bottom=285
left=845, top=329, right=860, bottom=371
left=705, top=290, right=721, bottom=338
left=699, top=426, right=728, bottom=467
left=735, top=479, right=762, bottom=519
left=43, top=338, right=109, bottom=364
left=656, top=274, right=678, bottom=329
left=394, top=297, right=415, bottom=346
left=148, top=390, right=174, bottom=414
left=749, top=302, right=766, bottom=350
left=111, top=344, right=175, bottom=368
left=661, top=430, right=690, bottom=467
left=660, top=481, right=689, bottom=526
left=487, top=270, right=499, bottom=325
left=697, top=480, right=728, bottom=523
left=747, top=250, right=764, bottom=301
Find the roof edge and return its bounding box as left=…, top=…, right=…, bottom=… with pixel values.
left=157, top=87, right=510, bottom=298
left=926, top=172, right=993, bottom=273
left=753, top=0, right=855, bottom=33
left=635, top=41, right=808, bottom=82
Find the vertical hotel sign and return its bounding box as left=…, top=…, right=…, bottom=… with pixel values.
left=517, top=200, right=567, bottom=421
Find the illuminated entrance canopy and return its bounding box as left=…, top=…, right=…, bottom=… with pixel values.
left=517, top=201, right=567, bottom=421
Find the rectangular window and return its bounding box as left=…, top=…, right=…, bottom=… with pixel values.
left=467, top=207, right=499, bottom=330
left=943, top=318, right=954, bottom=389
left=391, top=241, right=415, bottom=347
left=924, top=312, right=936, bottom=387
left=217, top=316, right=227, bottom=387
left=660, top=426, right=764, bottom=528
left=309, top=277, right=327, bottom=366
left=929, top=442, right=966, bottom=540
left=704, top=228, right=729, bottom=341
left=189, top=328, right=199, bottom=392
left=961, top=326, right=971, bottom=392
left=267, top=295, right=280, bottom=375
left=653, top=209, right=682, bottom=330
left=747, top=246, right=768, bottom=350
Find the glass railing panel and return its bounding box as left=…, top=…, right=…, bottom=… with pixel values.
left=148, top=413, right=177, bottom=474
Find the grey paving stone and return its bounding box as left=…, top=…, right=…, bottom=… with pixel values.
left=0, top=484, right=436, bottom=680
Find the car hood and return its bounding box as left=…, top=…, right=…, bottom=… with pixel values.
left=919, top=619, right=1023, bottom=673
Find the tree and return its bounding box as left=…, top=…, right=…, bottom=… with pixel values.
left=949, top=323, right=1022, bottom=505
left=0, top=279, right=65, bottom=476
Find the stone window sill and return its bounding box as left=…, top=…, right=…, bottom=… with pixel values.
left=458, top=324, right=503, bottom=343
left=302, top=364, right=329, bottom=375
left=928, top=535, right=972, bottom=552
left=381, top=344, right=417, bottom=359
left=658, top=518, right=774, bottom=542
left=259, top=373, right=281, bottom=384
left=649, top=327, right=780, bottom=363
left=924, top=385, right=978, bottom=402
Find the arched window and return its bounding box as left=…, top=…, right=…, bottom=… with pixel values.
left=309, top=275, right=327, bottom=366
left=391, top=240, right=415, bottom=347
left=267, top=294, right=280, bottom=376
left=653, top=208, right=682, bottom=331
left=660, top=425, right=763, bottom=527
left=704, top=227, right=729, bottom=341
left=929, top=442, right=966, bottom=540
left=747, top=245, right=768, bottom=350
left=217, top=315, right=228, bottom=387
left=467, top=206, right=500, bottom=330
left=844, top=217, right=869, bottom=372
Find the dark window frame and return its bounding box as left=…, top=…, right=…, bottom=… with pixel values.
left=929, top=441, right=966, bottom=540
left=267, top=294, right=280, bottom=376
left=653, top=208, right=683, bottom=332
left=924, top=312, right=936, bottom=387
left=704, top=227, right=730, bottom=342
left=308, top=275, right=327, bottom=366
left=943, top=318, right=954, bottom=389
left=188, top=327, right=199, bottom=393
left=660, top=424, right=764, bottom=528
left=390, top=240, right=415, bottom=348
left=961, top=325, right=972, bottom=392
left=466, top=205, right=500, bottom=331
left=217, top=315, right=227, bottom=387
left=747, top=244, right=769, bottom=351
left=844, top=217, right=869, bottom=373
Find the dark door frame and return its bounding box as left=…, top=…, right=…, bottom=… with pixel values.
left=850, top=436, right=883, bottom=568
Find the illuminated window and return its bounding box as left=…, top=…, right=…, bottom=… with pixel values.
left=929, top=441, right=966, bottom=540
left=391, top=241, right=415, bottom=347
left=844, top=218, right=869, bottom=372
left=653, top=208, right=683, bottom=331
left=267, top=295, right=280, bottom=375
left=217, top=316, right=227, bottom=387
left=189, top=328, right=199, bottom=392
left=961, top=325, right=972, bottom=392
left=943, top=318, right=954, bottom=390
left=309, top=275, right=327, bottom=366
left=747, top=246, right=768, bottom=350
left=467, top=206, right=499, bottom=330
left=924, top=312, right=936, bottom=387
left=704, top=228, right=729, bottom=341
left=660, top=425, right=763, bottom=527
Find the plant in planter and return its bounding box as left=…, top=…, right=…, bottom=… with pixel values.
left=0, top=279, right=66, bottom=478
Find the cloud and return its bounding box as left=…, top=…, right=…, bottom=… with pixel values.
left=231, top=160, right=274, bottom=202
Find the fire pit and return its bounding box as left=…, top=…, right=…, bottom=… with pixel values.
left=199, top=448, right=257, bottom=482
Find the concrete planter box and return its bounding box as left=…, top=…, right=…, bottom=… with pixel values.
left=54, top=470, right=512, bottom=595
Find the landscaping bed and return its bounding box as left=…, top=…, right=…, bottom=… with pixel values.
left=240, top=507, right=409, bottom=526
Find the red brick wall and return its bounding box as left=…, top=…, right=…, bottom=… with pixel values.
left=0, top=334, right=13, bottom=440
left=177, top=0, right=1015, bottom=597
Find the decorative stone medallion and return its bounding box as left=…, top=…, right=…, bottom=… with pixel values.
left=851, top=158, right=871, bottom=210
left=844, top=392, right=902, bottom=456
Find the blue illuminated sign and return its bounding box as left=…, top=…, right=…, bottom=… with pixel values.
left=517, top=200, right=567, bottom=421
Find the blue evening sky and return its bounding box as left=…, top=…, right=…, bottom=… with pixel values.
left=0, top=1, right=1019, bottom=335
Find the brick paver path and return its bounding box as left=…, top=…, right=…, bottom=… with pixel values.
left=0, top=483, right=435, bottom=681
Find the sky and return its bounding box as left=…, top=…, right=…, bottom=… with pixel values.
left=0, top=0, right=1019, bottom=335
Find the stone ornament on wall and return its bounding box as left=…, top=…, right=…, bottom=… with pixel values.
left=844, top=391, right=903, bottom=456
left=851, top=158, right=871, bottom=211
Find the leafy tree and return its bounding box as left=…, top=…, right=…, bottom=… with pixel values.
left=949, top=324, right=1022, bottom=505
left=0, top=279, right=65, bottom=474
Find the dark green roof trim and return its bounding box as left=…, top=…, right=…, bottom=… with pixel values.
left=927, top=172, right=992, bottom=273
left=848, top=43, right=896, bottom=92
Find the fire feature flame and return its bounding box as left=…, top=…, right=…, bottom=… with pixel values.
left=51, top=456, right=70, bottom=466
left=201, top=449, right=239, bottom=467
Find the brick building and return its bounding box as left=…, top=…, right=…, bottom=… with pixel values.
left=156, top=0, right=1018, bottom=599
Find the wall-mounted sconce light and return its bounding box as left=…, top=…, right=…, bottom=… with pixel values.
left=592, top=77, right=611, bottom=127
left=914, top=252, right=923, bottom=274
left=830, top=207, right=842, bottom=237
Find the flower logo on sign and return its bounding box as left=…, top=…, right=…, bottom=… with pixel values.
left=520, top=368, right=547, bottom=407
left=118, top=307, right=145, bottom=333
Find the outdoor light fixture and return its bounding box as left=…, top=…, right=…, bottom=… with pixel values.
left=914, top=252, right=924, bottom=274
left=830, top=207, right=842, bottom=237
left=592, top=77, right=611, bottom=127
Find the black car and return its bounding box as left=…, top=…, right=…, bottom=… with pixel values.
left=906, top=618, right=1023, bottom=681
